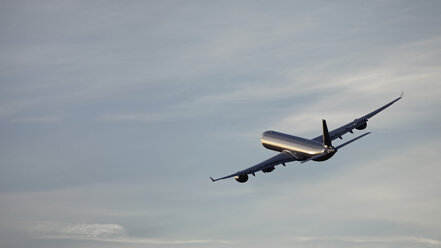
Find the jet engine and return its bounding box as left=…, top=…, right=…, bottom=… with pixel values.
left=262, top=166, right=275, bottom=173
left=355, top=122, right=367, bottom=130
left=235, top=174, right=248, bottom=183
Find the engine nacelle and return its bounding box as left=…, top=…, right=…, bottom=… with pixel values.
left=235, top=174, right=248, bottom=183
left=262, top=166, right=275, bottom=173
left=355, top=122, right=367, bottom=130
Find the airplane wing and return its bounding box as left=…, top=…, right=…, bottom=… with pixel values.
left=210, top=150, right=298, bottom=182
left=311, top=92, right=403, bottom=143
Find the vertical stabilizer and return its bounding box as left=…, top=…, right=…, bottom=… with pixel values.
left=322, top=119, right=332, bottom=147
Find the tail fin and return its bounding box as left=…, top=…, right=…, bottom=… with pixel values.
left=322, top=119, right=332, bottom=147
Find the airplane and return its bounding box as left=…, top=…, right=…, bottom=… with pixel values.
left=210, top=93, right=403, bottom=183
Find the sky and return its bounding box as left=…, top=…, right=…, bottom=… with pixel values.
left=1, top=1, right=441, bottom=247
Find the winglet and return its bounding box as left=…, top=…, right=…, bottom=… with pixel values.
left=400, top=91, right=404, bottom=98
left=210, top=177, right=215, bottom=182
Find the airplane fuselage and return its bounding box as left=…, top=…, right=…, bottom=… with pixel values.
left=261, top=131, right=336, bottom=161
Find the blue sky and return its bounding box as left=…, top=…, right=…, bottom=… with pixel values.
left=1, top=1, right=441, bottom=247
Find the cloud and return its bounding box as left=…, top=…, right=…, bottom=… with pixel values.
left=24, top=222, right=233, bottom=245
left=290, top=236, right=441, bottom=246
left=27, top=223, right=125, bottom=239
left=152, top=34, right=441, bottom=133
left=11, top=116, right=61, bottom=123
left=99, top=113, right=168, bottom=123
left=1, top=2, right=441, bottom=248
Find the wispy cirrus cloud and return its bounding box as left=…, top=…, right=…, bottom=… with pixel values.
left=99, top=112, right=169, bottom=123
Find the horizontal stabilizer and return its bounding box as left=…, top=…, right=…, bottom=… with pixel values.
left=335, top=132, right=371, bottom=149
